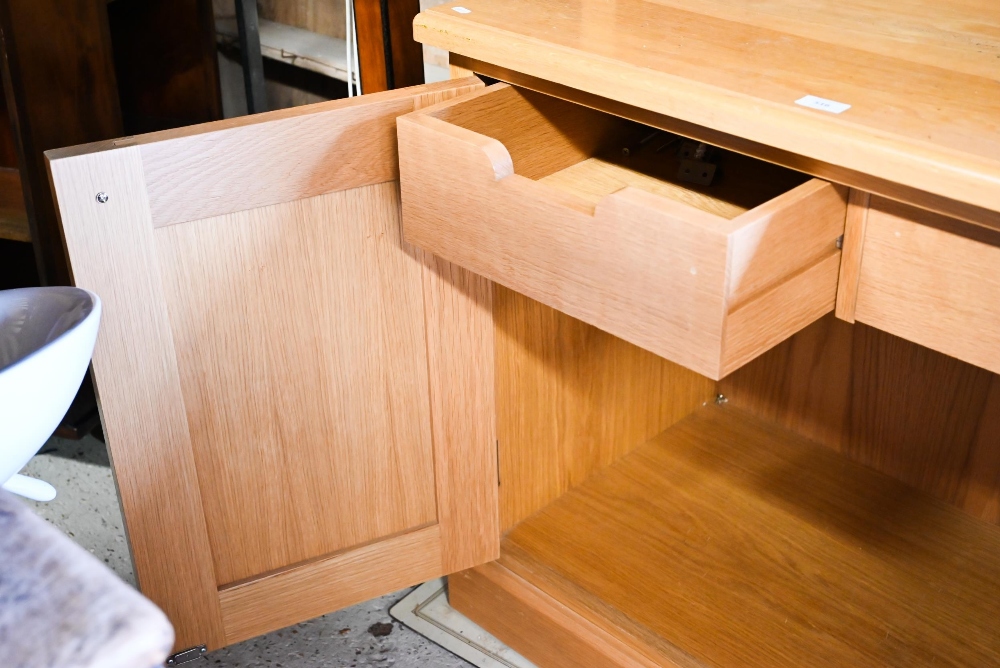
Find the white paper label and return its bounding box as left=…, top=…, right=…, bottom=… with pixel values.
left=795, top=95, right=850, bottom=114
left=452, top=6, right=472, bottom=13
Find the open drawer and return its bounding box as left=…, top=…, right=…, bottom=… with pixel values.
left=398, top=84, right=848, bottom=379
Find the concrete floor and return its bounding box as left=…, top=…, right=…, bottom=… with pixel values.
left=20, top=435, right=472, bottom=668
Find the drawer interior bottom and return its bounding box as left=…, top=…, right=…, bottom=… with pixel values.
left=488, top=405, right=1000, bottom=667
left=538, top=144, right=807, bottom=219
left=432, top=85, right=808, bottom=217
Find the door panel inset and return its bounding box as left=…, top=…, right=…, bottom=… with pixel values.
left=155, top=184, right=437, bottom=585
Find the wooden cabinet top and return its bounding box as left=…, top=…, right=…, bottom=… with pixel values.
left=414, top=0, right=1000, bottom=217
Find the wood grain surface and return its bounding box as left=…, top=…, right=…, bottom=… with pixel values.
left=724, top=179, right=845, bottom=308
left=430, top=85, right=629, bottom=181
left=854, top=197, right=1000, bottom=375
left=834, top=189, right=871, bottom=322
left=45, top=78, right=483, bottom=227
left=49, top=77, right=496, bottom=650
left=219, top=525, right=443, bottom=645
left=536, top=144, right=807, bottom=221
left=450, top=55, right=1000, bottom=233
left=722, top=315, right=1000, bottom=527
left=258, top=0, right=346, bottom=39
left=415, top=0, right=1000, bottom=216
left=495, top=287, right=714, bottom=530
left=450, top=562, right=669, bottom=668
left=422, top=253, right=499, bottom=571
left=501, top=405, right=1000, bottom=668
left=414, top=80, right=500, bottom=574
left=399, top=84, right=846, bottom=378
left=49, top=146, right=225, bottom=650
left=958, top=377, right=1000, bottom=525
left=721, top=250, right=840, bottom=376
left=539, top=158, right=745, bottom=219
left=155, top=184, right=438, bottom=585
left=353, top=0, right=423, bottom=92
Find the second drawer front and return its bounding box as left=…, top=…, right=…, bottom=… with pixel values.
left=855, top=197, right=1000, bottom=375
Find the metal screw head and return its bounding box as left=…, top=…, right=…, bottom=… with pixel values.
left=715, top=393, right=728, bottom=405
left=95, top=192, right=109, bottom=204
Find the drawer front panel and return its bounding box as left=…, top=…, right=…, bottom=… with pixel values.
left=856, top=197, right=1000, bottom=375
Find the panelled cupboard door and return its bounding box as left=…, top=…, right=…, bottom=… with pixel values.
left=45, top=78, right=498, bottom=652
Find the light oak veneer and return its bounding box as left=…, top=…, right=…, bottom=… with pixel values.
left=48, top=78, right=498, bottom=651
left=854, top=198, right=1000, bottom=375
left=457, top=405, right=1000, bottom=668
left=448, top=55, right=1000, bottom=233
left=494, top=287, right=714, bottom=531
left=399, top=84, right=847, bottom=379
left=834, top=189, right=870, bottom=322
left=415, top=0, right=1000, bottom=218
left=722, top=314, right=1000, bottom=528
left=450, top=561, right=667, bottom=668
left=155, top=184, right=438, bottom=586
left=43, top=4, right=1000, bottom=659
left=49, top=144, right=227, bottom=649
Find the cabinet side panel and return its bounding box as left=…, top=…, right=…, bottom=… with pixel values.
left=721, top=314, right=1000, bottom=526
left=48, top=147, right=225, bottom=650
left=496, top=288, right=715, bottom=531
left=154, top=184, right=438, bottom=586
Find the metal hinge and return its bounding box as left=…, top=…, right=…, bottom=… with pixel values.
left=166, top=645, right=207, bottom=666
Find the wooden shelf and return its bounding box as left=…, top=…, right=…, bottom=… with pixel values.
left=482, top=405, right=1000, bottom=667
left=215, top=18, right=350, bottom=83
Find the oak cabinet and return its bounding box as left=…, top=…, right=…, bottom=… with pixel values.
left=49, top=68, right=1000, bottom=667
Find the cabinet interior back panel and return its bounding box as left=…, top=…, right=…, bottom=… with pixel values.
left=154, top=183, right=437, bottom=585
left=721, top=314, right=1000, bottom=526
